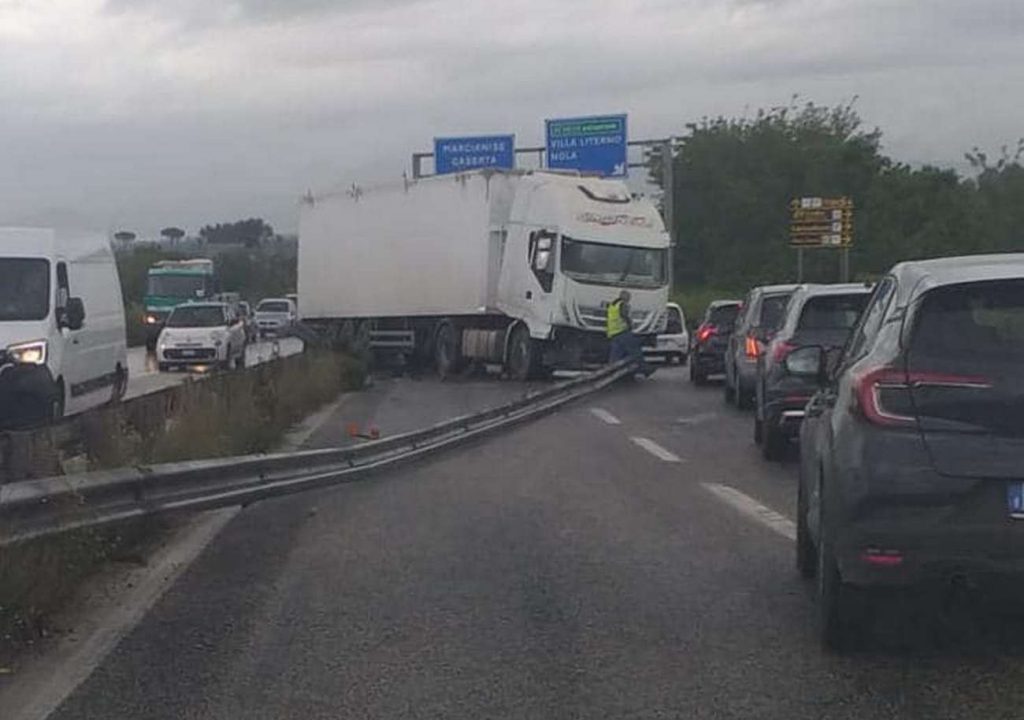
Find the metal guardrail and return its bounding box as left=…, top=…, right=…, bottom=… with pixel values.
left=0, top=360, right=635, bottom=547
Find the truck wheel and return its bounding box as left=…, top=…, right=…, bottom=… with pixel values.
left=435, top=322, right=463, bottom=380
left=507, top=324, right=539, bottom=382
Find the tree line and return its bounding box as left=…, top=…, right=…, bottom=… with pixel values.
left=646, top=100, right=1024, bottom=290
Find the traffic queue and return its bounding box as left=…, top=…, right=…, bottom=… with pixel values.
left=684, top=253, right=1024, bottom=650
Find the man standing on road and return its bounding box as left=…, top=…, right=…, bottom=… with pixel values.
left=607, top=290, right=653, bottom=376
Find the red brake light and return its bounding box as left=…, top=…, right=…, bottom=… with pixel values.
left=744, top=335, right=760, bottom=359
left=697, top=324, right=717, bottom=343
left=861, top=548, right=904, bottom=567
left=852, top=367, right=992, bottom=427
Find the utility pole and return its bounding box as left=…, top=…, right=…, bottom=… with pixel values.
left=660, top=139, right=675, bottom=247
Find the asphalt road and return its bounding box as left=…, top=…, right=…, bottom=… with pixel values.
left=124, top=337, right=304, bottom=400
left=49, top=365, right=1024, bottom=719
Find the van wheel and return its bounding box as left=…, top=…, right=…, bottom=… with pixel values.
left=110, top=365, right=127, bottom=404
left=50, top=383, right=65, bottom=423
left=506, top=324, right=540, bottom=382
left=435, top=321, right=463, bottom=380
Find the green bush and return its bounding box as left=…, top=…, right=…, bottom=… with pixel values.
left=0, top=351, right=364, bottom=646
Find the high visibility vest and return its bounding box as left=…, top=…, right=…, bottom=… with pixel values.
left=607, top=300, right=628, bottom=338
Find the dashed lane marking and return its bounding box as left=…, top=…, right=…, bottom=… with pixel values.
left=589, top=408, right=622, bottom=425
left=702, top=483, right=796, bottom=540
left=631, top=436, right=682, bottom=463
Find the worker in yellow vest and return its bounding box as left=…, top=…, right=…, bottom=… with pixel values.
left=607, top=290, right=652, bottom=376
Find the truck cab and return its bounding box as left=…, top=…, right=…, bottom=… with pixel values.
left=143, top=259, right=217, bottom=349
left=496, top=173, right=671, bottom=368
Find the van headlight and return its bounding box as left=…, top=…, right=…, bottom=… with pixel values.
left=8, top=340, right=47, bottom=365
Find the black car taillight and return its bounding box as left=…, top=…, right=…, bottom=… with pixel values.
left=852, top=367, right=992, bottom=427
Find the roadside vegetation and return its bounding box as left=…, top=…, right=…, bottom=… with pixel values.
left=0, top=351, right=365, bottom=656
left=649, top=99, right=1024, bottom=319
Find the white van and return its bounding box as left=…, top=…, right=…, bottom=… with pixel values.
left=0, top=228, right=128, bottom=428
left=644, top=301, right=689, bottom=364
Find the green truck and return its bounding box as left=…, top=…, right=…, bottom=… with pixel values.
left=143, top=259, right=217, bottom=349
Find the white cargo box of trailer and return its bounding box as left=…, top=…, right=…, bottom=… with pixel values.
left=299, top=173, right=515, bottom=320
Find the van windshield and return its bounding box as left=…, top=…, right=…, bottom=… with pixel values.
left=561, top=237, right=666, bottom=289
left=167, top=306, right=227, bottom=328
left=0, top=258, right=50, bottom=321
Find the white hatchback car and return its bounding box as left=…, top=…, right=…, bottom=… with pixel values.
left=645, top=302, right=689, bottom=364
left=255, top=298, right=297, bottom=337
left=157, top=302, right=247, bottom=371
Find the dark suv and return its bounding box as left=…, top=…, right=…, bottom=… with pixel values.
left=689, top=300, right=741, bottom=385
left=755, top=284, right=871, bottom=460
left=724, top=284, right=798, bottom=409
left=795, top=254, right=1024, bottom=650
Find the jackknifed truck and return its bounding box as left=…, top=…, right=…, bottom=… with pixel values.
left=298, top=169, right=671, bottom=379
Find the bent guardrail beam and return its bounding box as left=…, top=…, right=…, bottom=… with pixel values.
left=0, top=360, right=635, bottom=547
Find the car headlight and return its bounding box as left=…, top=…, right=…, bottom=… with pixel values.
left=8, top=340, right=47, bottom=365
left=144, top=314, right=160, bottom=325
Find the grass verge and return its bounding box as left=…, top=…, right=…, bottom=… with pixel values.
left=0, top=351, right=365, bottom=658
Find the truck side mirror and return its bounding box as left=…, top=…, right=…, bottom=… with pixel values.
left=65, top=297, right=85, bottom=331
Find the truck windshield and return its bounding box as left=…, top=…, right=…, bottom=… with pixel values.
left=147, top=274, right=208, bottom=299
left=561, top=237, right=666, bottom=289
left=0, top=258, right=50, bottom=321
left=167, top=306, right=227, bottom=328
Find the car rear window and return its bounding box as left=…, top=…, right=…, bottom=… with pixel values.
left=259, top=301, right=291, bottom=312
left=666, top=306, right=683, bottom=334
left=758, top=293, right=791, bottom=330
left=797, top=294, right=869, bottom=330
left=708, top=304, right=739, bottom=327
left=911, top=280, right=1024, bottom=358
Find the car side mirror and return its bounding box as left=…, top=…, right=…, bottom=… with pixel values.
left=64, top=297, right=85, bottom=330
left=784, top=345, right=822, bottom=379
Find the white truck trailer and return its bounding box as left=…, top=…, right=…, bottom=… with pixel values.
left=298, top=169, right=670, bottom=379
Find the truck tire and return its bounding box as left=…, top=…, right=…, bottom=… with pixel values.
left=435, top=321, right=463, bottom=380
left=507, top=324, right=540, bottom=382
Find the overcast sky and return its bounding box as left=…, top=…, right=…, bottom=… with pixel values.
left=0, top=0, right=1021, bottom=235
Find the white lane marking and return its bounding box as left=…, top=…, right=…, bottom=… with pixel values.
left=702, top=483, right=796, bottom=540
left=589, top=408, right=622, bottom=425
left=631, top=436, right=682, bottom=463
left=674, top=412, right=720, bottom=425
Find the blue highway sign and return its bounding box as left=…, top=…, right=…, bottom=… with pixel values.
left=434, top=135, right=516, bottom=175
left=545, top=114, right=628, bottom=177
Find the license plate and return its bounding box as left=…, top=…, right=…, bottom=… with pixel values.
left=1008, top=482, right=1024, bottom=519
left=182, top=350, right=196, bottom=357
